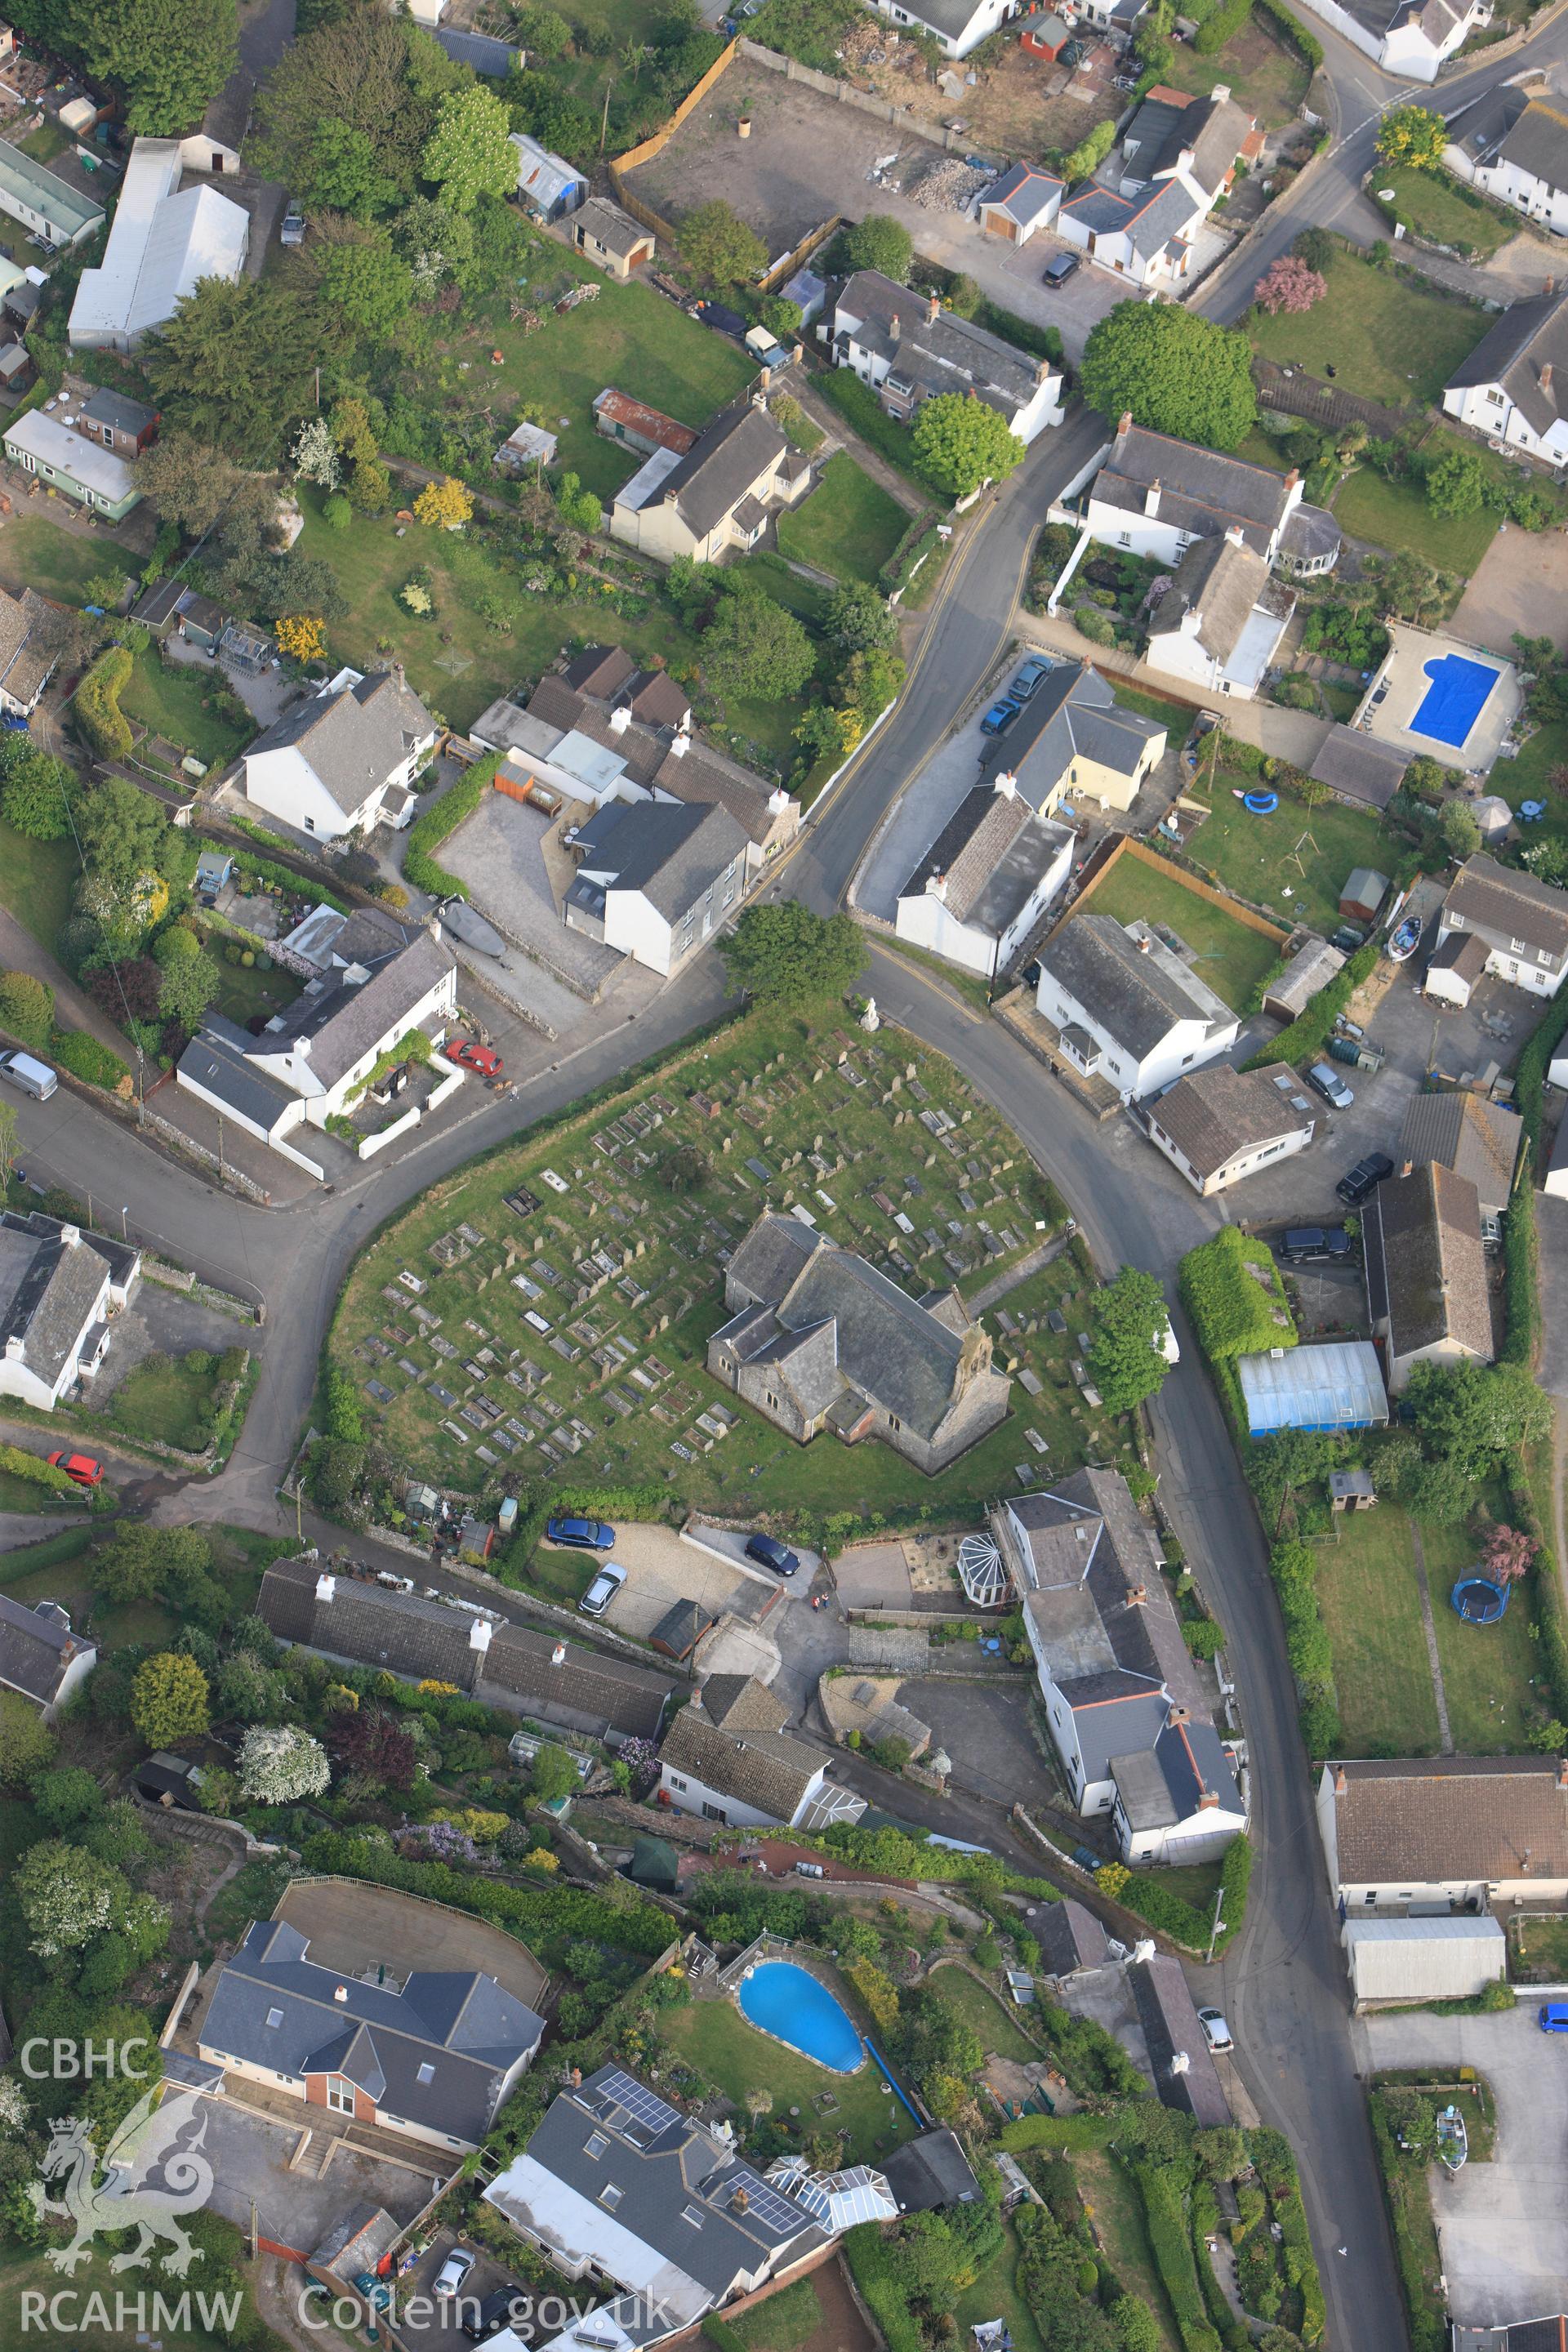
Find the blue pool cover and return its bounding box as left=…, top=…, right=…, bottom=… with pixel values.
left=739, top=1961, right=863, bottom=2072
left=1411, top=653, right=1499, bottom=749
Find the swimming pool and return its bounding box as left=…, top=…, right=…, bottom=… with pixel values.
left=1411, top=653, right=1500, bottom=750
left=738, top=1962, right=863, bottom=2073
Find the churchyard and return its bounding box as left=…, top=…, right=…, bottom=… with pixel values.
left=329, top=1011, right=1140, bottom=1528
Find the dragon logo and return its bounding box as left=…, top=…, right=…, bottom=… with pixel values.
left=28, top=2084, right=213, bottom=2277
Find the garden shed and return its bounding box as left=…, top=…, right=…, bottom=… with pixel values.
left=1263, top=938, right=1346, bottom=1022
left=1237, top=1340, right=1389, bottom=1436
left=1339, top=867, right=1390, bottom=925
left=1341, top=1914, right=1505, bottom=2010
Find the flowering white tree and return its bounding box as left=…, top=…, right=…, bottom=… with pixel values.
left=292, top=417, right=341, bottom=492
left=0, top=2078, right=29, bottom=2134
left=239, top=1724, right=330, bottom=1804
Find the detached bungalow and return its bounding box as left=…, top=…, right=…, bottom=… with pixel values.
left=1317, top=1755, right=1568, bottom=1909
left=1145, top=1063, right=1316, bottom=1196
left=2, top=408, right=141, bottom=521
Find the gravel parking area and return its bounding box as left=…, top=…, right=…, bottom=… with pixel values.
left=1451, top=524, right=1568, bottom=660
left=834, top=1538, right=914, bottom=1610
left=443, top=794, right=625, bottom=998
left=1358, top=2004, right=1568, bottom=2328
left=590, top=1519, right=755, bottom=1637
left=395, top=2233, right=545, bottom=2352
left=898, top=1675, right=1051, bottom=1806
left=180, top=2095, right=435, bottom=2255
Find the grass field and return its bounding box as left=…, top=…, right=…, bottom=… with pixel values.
left=1313, top=1509, right=1442, bottom=1754
left=118, top=646, right=252, bottom=772
left=0, top=815, right=78, bottom=954
left=1374, top=164, right=1515, bottom=259
left=0, top=514, right=140, bottom=606
left=776, top=452, right=909, bottom=585
left=1422, top=1513, right=1548, bottom=1751
left=731, top=2280, right=823, bottom=2352
left=1331, top=465, right=1499, bottom=572
left=1250, top=249, right=1490, bottom=411
left=1188, top=779, right=1393, bottom=934
left=328, top=1008, right=1126, bottom=1528
left=1074, top=2149, right=1183, bottom=2350
left=661, top=1996, right=916, bottom=2165
left=0, top=1467, right=74, bottom=1513
left=0, top=2237, right=263, bottom=2351
left=1512, top=1914, right=1568, bottom=1982
left=103, top=1355, right=220, bottom=1451
left=926, top=1964, right=1039, bottom=2061
left=1150, top=10, right=1310, bottom=127
left=1078, top=853, right=1284, bottom=1013
left=952, top=2221, right=1047, bottom=2352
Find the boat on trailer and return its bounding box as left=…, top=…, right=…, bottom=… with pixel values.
left=1436, top=2105, right=1468, bottom=2172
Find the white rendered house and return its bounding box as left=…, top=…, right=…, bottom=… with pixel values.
left=1289, top=0, right=1490, bottom=79
left=1084, top=415, right=1339, bottom=574
left=827, top=271, right=1062, bottom=443
left=1442, top=289, right=1568, bottom=468
left=896, top=776, right=1075, bottom=981
left=1446, top=89, right=1568, bottom=236
left=1035, top=911, right=1238, bottom=1098
left=242, top=668, right=437, bottom=844
left=0, top=1213, right=139, bottom=1411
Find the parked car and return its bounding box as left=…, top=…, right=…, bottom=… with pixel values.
left=1198, top=2007, right=1233, bottom=2054
left=546, top=1515, right=615, bottom=1550
left=1307, top=1062, right=1354, bottom=1110
left=1277, top=1227, right=1352, bottom=1263
left=464, top=2287, right=531, bottom=2343
left=981, top=699, right=1020, bottom=737
left=1540, top=2004, right=1568, bottom=2032
left=445, top=1038, right=504, bottom=1078
left=579, top=1562, right=628, bottom=1618
left=1009, top=656, right=1054, bottom=702
left=1336, top=1152, right=1394, bottom=1208
left=0, top=1049, right=57, bottom=1100
left=433, top=2250, right=475, bottom=2301
left=1042, top=252, right=1080, bottom=287
left=746, top=1531, right=800, bottom=1577
left=47, top=1451, right=104, bottom=1486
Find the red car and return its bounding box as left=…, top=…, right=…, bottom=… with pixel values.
left=444, top=1039, right=503, bottom=1080
left=48, top=1451, right=105, bottom=1486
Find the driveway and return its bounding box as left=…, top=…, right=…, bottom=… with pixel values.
left=1450, top=523, right=1568, bottom=660
left=177, top=2093, right=436, bottom=2256
left=584, top=1519, right=757, bottom=1640
left=1356, top=2004, right=1568, bottom=2329
left=394, top=2233, right=546, bottom=2352
left=898, top=1675, right=1053, bottom=1806
left=853, top=662, right=1026, bottom=921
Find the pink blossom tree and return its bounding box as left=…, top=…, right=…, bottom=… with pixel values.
left=1254, top=256, right=1328, bottom=316
left=1481, top=1522, right=1537, bottom=1585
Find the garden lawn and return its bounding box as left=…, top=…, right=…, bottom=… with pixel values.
left=1373, top=165, right=1515, bottom=259
left=207, top=952, right=302, bottom=1030
left=928, top=1964, right=1040, bottom=2061
left=0, top=514, right=140, bottom=605
left=0, top=815, right=78, bottom=955
left=1189, top=779, right=1395, bottom=934
left=1330, top=465, right=1498, bottom=572
left=1076, top=857, right=1283, bottom=1013
left=1073, top=2149, right=1183, bottom=2351
left=1112, top=684, right=1195, bottom=739
left=0, top=2239, right=262, bottom=2351
left=1313, top=1508, right=1442, bottom=1753
left=776, top=452, right=909, bottom=586
left=1147, top=11, right=1309, bottom=127
left=730, top=2280, right=823, bottom=2352
left=951, top=2221, right=1047, bottom=2352
left=103, top=1355, right=221, bottom=1450
left=1512, top=1914, right=1568, bottom=1981
left=661, top=1997, right=916, bottom=2165
left=0, top=1466, right=73, bottom=1512
left=118, top=646, right=253, bottom=772
left=1422, top=1513, right=1546, bottom=1751
left=1249, top=249, right=1490, bottom=410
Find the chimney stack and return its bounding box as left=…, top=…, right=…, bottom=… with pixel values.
left=994, top=768, right=1018, bottom=800
left=1557, top=1757, right=1568, bottom=1788
left=1197, top=1788, right=1219, bottom=1811
left=1144, top=479, right=1161, bottom=517
left=551, top=1642, right=566, bottom=1666
left=927, top=291, right=941, bottom=325
left=1334, top=1765, right=1348, bottom=1795
left=609, top=705, right=631, bottom=735
left=1225, top=523, right=1246, bottom=547
left=926, top=871, right=948, bottom=902
left=1541, top=362, right=1554, bottom=395
left=333, top=1985, right=349, bottom=2003
left=316, top=1573, right=336, bottom=1604
left=60, top=1223, right=81, bottom=1247
left=470, top=1616, right=493, bottom=1653
left=1117, top=410, right=1133, bottom=438
left=1284, top=467, right=1299, bottom=492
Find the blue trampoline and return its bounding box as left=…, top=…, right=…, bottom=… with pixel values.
left=1451, top=1575, right=1509, bottom=1624
left=1411, top=654, right=1499, bottom=750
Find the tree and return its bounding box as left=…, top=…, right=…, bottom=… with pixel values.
left=83, top=0, right=238, bottom=136
left=826, top=580, right=898, bottom=654
left=530, top=1743, right=579, bottom=1803
left=516, top=3, right=572, bottom=54
left=305, top=117, right=400, bottom=217
left=94, top=1523, right=214, bottom=1608
left=77, top=779, right=171, bottom=896
left=15, top=1838, right=167, bottom=1963
left=277, top=614, right=327, bottom=664
left=504, top=70, right=598, bottom=164
left=1293, top=226, right=1334, bottom=272
left=130, top=1652, right=211, bottom=1749
left=153, top=927, right=220, bottom=1032
left=239, top=1723, right=331, bottom=1803
left=1481, top=1522, right=1537, bottom=1584
left=421, top=85, right=519, bottom=212
left=702, top=593, right=815, bottom=701
left=0, top=1689, right=55, bottom=1787
left=1440, top=800, right=1481, bottom=861
left=678, top=199, right=767, bottom=288
left=324, top=235, right=416, bottom=341
left=1405, top=1359, right=1552, bottom=1477
left=0, top=969, right=54, bottom=1051
left=330, top=1705, right=417, bottom=1793
left=911, top=394, right=1025, bottom=498
left=0, top=743, right=73, bottom=840
left=843, top=212, right=914, bottom=283
left=30, top=1766, right=105, bottom=1835
left=1087, top=1267, right=1170, bottom=1414
left=143, top=280, right=315, bottom=464
left=1080, top=301, right=1257, bottom=451
left=252, top=12, right=465, bottom=210
left=1377, top=105, right=1447, bottom=170
left=1427, top=446, right=1486, bottom=519
left=136, top=432, right=239, bottom=536
left=1062, top=118, right=1116, bottom=183
left=415, top=474, right=474, bottom=530
left=555, top=471, right=603, bottom=534
left=1254, top=256, right=1326, bottom=315
left=717, top=903, right=865, bottom=1006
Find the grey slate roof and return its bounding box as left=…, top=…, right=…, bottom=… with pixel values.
left=1150, top=1062, right=1314, bottom=1178
left=1308, top=728, right=1407, bottom=810
left=575, top=196, right=650, bottom=261
left=0, top=585, right=55, bottom=710
left=1397, top=1092, right=1522, bottom=1215
left=1093, top=420, right=1298, bottom=558
left=978, top=161, right=1065, bottom=225
left=81, top=385, right=157, bottom=437
left=435, top=24, right=518, bottom=72
left=1148, top=532, right=1271, bottom=660
left=1121, top=88, right=1258, bottom=198
left=660, top=1695, right=828, bottom=1824
left=1483, top=95, right=1568, bottom=189
left=720, top=1211, right=996, bottom=1441
left=0, top=1591, right=95, bottom=1705
left=650, top=403, right=791, bottom=541
left=1033, top=1896, right=1109, bottom=1976
left=1115, top=1714, right=1241, bottom=1828
left=836, top=270, right=1047, bottom=419
left=880, top=2129, right=982, bottom=2212
left=1443, top=852, right=1568, bottom=964
left=1040, top=911, right=1230, bottom=1059
left=179, top=1014, right=299, bottom=1134
left=1363, top=1161, right=1491, bottom=1364
left=982, top=660, right=1165, bottom=812
left=1446, top=290, right=1568, bottom=441
left=199, top=1916, right=543, bottom=2145
left=570, top=798, right=747, bottom=923
left=1129, top=1955, right=1232, bottom=2125
left=245, top=670, right=434, bottom=818
left=0, top=1211, right=128, bottom=1387
left=898, top=782, right=1069, bottom=936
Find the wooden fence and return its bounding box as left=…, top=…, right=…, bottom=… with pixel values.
left=608, top=34, right=737, bottom=242
left=1070, top=835, right=1290, bottom=944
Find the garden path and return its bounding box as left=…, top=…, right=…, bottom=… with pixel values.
left=1410, top=1523, right=1454, bottom=1755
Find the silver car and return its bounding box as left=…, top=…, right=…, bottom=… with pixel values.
left=579, top=1562, right=628, bottom=1618
left=1307, top=1061, right=1354, bottom=1110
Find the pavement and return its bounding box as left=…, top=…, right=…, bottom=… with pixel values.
left=1356, top=2004, right=1568, bottom=2329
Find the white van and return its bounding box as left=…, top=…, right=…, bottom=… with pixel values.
left=0, top=1049, right=57, bottom=1100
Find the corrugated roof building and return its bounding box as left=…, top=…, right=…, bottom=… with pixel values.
left=1341, top=1914, right=1506, bottom=2009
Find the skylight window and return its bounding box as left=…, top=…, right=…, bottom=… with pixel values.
left=265, top=2008, right=284, bottom=2029
left=681, top=2207, right=705, bottom=2230
left=416, top=2063, right=435, bottom=2085
left=599, top=2183, right=624, bottom=2210
left=585, top=2132, right=609, bottom=2160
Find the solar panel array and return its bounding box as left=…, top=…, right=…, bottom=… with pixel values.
left=719, top=2163, right=804, bottom=2237
left=596, top=2070, right=681, bottom=2137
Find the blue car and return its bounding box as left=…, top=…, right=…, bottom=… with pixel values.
left=981, top=699, right=1020, bottom=737
left=1009, top=657, right=1054, bottom=702
left=546, top=1515, right=616, bottom=1551
left=1541, top=2004, right=1568, bottom=2032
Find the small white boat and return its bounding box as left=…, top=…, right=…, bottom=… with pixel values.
left=1436, top=2105, right=1468, bottom=2172
left=1388, top=915, right=1422, bottom=963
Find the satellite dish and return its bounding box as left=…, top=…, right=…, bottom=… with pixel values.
left=958, top=1531, right=1009, bottom=1608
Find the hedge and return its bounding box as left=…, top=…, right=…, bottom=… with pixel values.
left=296, top=1829, right=673, bottom=1953
left=226, top=845, right=349, bottom=913
left=1499, top=984, right=1568, bottom=1368
left=879, top=519, right=945, bottom=604
left=1106, top=1834, right=1251, bottom=1954
left=75, top=645, right=134, bottom=762
left=403, top=753, right=501, bottom=899
left=51, top=1027, right=130, bottom=1092
left=702, top=2320, right=749, bottom=2352
left=1178, top=1225, right=1297, bottom=1361
left=1193, top=0, right=1250, bottom=53
left=815, top=371, right=934, bottom=494
left=1136, top=2167, right=1223, bottom=2352
left=1255, top=0, right=1323, bottom=65
left=1270, top=1538, right=1341, bottom=1756
left=0, top=1441, right=78, bottom=1497
left=1244, top=940, right=1379, bottom=1071
left=842, top=2222, right=924, bottom=2352
left=1365, top=2093, right=1444, bottom=2352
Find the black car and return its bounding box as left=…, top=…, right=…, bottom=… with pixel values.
left=745, top=1532, right=800, bottom=1577
left=1277, top=1227, right=1352, bottom=1263
left=463, top=2287, right=531, bottom=2342
left=1336, top=1152, right=1395, bottom=1207
left=1042, top=252, right=1080, bottom=287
